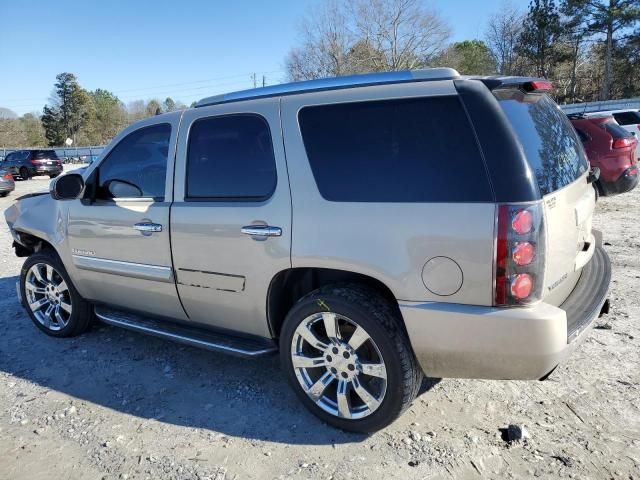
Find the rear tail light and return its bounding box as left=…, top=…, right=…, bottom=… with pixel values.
left=613, top=138, right=634, bottom=149
left=3, top=173, right=12, bottom=180
left=30, top=159, right=38, bottom=165
left=494, top=203, right=545, bottom=306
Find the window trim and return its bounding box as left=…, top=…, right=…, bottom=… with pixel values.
left=184, top=113, right=278, bottom=203
left=92, top=122, right=172, bottom=203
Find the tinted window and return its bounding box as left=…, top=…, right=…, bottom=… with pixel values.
left=612, top=111, right=640, bottom=125
left=33, top=150, right=59, bottom=160
left=298, top=97, right=492, bottom=202
left=98, top=123, right=171, bottom=199
left=604, top=121, right=632, bottom=139
left=496, top=91, right=588, bottom=196
left=186, top=115, right=276, bottom=199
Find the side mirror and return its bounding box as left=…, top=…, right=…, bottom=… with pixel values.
left=50, top=173, right=85, bottom=200
left=106, top=179, right=143, bottom=198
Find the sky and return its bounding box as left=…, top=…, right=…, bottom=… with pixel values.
left=0, top=0, right=509, bottom=115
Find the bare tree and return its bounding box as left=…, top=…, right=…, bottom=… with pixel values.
left=351, top=0, right=450, bottom=70
left=285, top=0, right=451, bottom=80
left=285, top=0, right=353, bottom=81
left=485, top=1, right=526, bottom=75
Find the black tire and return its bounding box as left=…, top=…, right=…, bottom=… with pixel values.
left=19, top=167, right=30, bottom=181
left=0, top=191, right=8, bottom=197
left=280, top=284, right=423, bottom=433
left=49, top=174, right=59, bottom=179
left=20, top=249, right=94, bottom=337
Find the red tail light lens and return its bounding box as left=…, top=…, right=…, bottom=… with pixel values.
left=511, top=209, right=533, bottom=235
left=613, top=138, right=634, bottom=149
left=522, top=80, right=553, bottom=93
left=512, top=242, right=535, bottom=265
left=511, top=273, right=533, bottom=299
left=30, top=159, right=38, bottom=165
left=3, top=173, right=12, bottom=180
left=495, top=204, right=545, bottom=306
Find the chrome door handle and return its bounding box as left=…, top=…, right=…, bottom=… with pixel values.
left=134, top=222, right=163, bottom=233
left=241, top=225, right=282, bottom=237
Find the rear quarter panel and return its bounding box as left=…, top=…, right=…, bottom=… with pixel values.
left=281, top=82, right=496, bottom=305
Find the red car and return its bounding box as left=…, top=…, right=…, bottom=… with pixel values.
left=569, top=114, right=638, bottom=196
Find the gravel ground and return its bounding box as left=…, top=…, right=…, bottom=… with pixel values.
left=0, top=170, right=638, bottom=480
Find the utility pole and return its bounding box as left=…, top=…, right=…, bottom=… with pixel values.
left=251, top=73, right=257, bottom=88
left=262, top=75, right=266, bottom=88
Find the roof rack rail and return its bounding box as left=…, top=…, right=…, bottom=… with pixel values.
left=195, top=68, right=460, bottom=108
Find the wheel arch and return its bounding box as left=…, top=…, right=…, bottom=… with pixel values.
left=267, top=267, right=404, bottom=339
left=13, top=230, right=57, bottom=257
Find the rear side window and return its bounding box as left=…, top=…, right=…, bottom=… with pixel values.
left=33, top=150, right=59, bottom=160
left=298, top=97, right=492, bottom=202
left=612, top=111, right=640, bottom=125
left=186, top=114, right=277, bottom=200
left=604, top=121, right=632, bottom=139
left=496, top=91, right=588, bottom=196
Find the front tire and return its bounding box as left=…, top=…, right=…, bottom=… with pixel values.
left=280, top=284, right=423, bottom=433
left=20, top=249, right=93, bottom=337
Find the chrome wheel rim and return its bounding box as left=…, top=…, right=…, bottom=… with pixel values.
left=24, top=262, right=72, bottom=331
left=291, top=312, right=387, bottom=420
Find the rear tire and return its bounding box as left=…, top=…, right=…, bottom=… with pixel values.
left=19, top=167, right=30, bottom=181
left=280, top=284, right=423, bottom=433
left=49, top=174, right=59, bottom=179
left=0, top=192, right=8, bottom=197
left=20, top=249, right=94, bottom=337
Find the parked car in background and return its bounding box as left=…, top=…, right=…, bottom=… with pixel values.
left=569, top=113, right=638, bottom=197
left=3, top=149, right=63, bottom=180
left=6, top=70, right=611, bottom=432
left=0, top=168, right=15, bottom=196
left=585, top=110, right=640, bottom=157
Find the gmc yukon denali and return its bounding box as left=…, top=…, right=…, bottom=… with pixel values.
left=5, top=69, right=611, bottom=432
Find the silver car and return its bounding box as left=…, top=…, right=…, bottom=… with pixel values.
left=5, top=69, right=611, bottom=432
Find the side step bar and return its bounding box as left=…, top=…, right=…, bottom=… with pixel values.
left=94, top=306, right=277, bottom=357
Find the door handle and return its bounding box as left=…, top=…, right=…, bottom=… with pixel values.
left=133, top=222, right=163, bottom=233
left=241, top=225, right=282, bottom=237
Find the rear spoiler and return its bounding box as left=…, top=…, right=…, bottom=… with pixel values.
left=468, top=76, right=553, bottom=93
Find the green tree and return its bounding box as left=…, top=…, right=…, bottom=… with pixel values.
left=146, top=99, right=162, bottom=116
left=90, top=89, right=127, bottom=144
left=518, top=0, right=563, bottom=77
left=434, top=40, right=497, bottom=74
left=20, top=113, right=46, bottom=146
left=564, top=0, right=640, bottom=99
left=42, top=73, right=91, bottom=146
left=163, top=97, right=176, bottom=112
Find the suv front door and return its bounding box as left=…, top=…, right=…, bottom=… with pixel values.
left=171, top=99, right=291, bottom=338
left=65, top=114, right=187, bottom=320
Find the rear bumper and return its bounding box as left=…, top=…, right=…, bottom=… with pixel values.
left=599, top=167, right=638, bottom=196
left=401, top=246, right=611, bottom=380
left=0, top=182, right=15, bottom=192
left=31, top=166, right=62, bottom=175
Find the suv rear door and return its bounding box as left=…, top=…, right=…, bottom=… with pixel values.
left=495, top=90, right=594, bottom=306
left=170, top=98, right=291, bottom=338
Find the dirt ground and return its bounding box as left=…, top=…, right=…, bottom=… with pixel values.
left=0, top=170, right=638, bottom=480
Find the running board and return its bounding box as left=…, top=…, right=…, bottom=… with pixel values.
left=94, top=306, right=277, bottom=357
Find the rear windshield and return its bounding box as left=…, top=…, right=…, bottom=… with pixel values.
left=604, top=121, right=633, bottom=139
left=33, top=150, right=59, bottom=160
left=612, top=111, right=640, bottom=125
left=495, top=91, right=589, bottom=196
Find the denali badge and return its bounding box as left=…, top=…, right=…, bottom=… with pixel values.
left=548, top=273, right=568, bottom=291
left=72, top=248, right=95, bottom=256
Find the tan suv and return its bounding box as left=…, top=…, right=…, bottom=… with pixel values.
left=5, top=69, right=611, bottom=432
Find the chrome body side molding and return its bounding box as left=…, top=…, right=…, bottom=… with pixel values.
left=72, top=255, right=174, bottom=283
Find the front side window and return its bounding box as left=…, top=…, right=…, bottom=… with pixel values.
left=186, top=114, right=276, bottom=200
left=97, top=123, right=171, bottom=200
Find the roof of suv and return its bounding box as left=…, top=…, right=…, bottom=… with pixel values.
left=195, top=68, right=461, bottom=108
